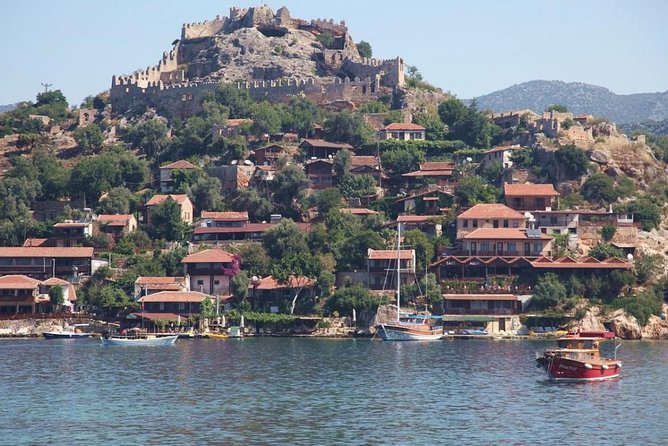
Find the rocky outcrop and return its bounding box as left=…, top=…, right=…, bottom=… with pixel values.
left=570, top=305, right=668, bottom=340
left=641, top=304, right=668, bottom=339
left=607, top=309, right=643, bottom=340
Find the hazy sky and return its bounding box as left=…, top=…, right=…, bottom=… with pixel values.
left=2, top=0, right=667, bottom=105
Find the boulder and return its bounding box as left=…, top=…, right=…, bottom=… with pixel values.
left=607, top=309, right=643, bottom=339
left=572, top=306, right=606, bottom=332
left=589, top=149, right=609, bottom=164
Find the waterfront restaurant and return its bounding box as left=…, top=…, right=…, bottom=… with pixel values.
left=0, top=247, right=94, bottom=280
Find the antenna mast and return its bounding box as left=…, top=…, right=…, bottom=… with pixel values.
left=40, top=82, right=53, bottom=93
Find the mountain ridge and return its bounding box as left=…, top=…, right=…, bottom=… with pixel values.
left=470, top=80, right=668, bottom=124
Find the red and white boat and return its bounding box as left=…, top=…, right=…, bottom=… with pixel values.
left=536, top=331, right=622, bottom=382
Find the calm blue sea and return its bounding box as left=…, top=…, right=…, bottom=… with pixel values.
left=0, top=338, right=666, bottom=445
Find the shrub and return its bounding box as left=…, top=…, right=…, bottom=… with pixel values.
left=600, top=224, right=616, bottom=242
left=554, top=145, right=589, bottom=177
left=589, top=243, right=624, bottom=260
left=610, top=290, right=663, bottom=326
left=532, top=273, right=567, bottom=310
left=582, top=174, right=618, bottom=204
left=634, top=253, right=665, bottom=285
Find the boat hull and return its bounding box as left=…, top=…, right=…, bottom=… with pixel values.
left=378, top=324, right=443, bottom=341
left=101, top=335, right=178, bottom=346
left=537, top=356, right=621, bottom=382
left=43, top=332, right=91, bottom=339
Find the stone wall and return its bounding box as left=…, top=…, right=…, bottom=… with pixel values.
left=341, top=57, right=405, bottom=88
left=182, top=16, right=228, bottom=39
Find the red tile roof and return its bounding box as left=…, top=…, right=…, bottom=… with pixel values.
left=340, top=208, right=378, bottom=215
left=397, top=215, right=439, bottom=223
left=130, top=312, right=183, bottom=321
left=23, top=238, right=48, bottom=247
left=443, top=294, right=518, bottom=301
left=420, top=161, right=455, bottom=171
left=200, top=211, right=249, bottom=221
left=458, top=204, right=525, bottom=220
left=193, top=223, right=311, bottom=235
left=484, top=144, right=521, bottom=154
left=97, top=214, right=134, bottom=224
left=161, top=160, right=198, bottom=170
left=54, top=222, right=90, bottom=228
left=136, top=276, right=186, bottom=285
left=403, top=170, right=454, bottom=177
left=504, top=183, right=560, bottom=197
left=0, top=275, right=41, bottom=289
left=138, top=291, right=211, bottom=303
left=181, top=249, right=234, bottom=264
left=299, top=139, right=353, bottom=150
left=252, top=275, right=315, bottom=290
left=384, top=122, right=426, bottom=131
left=0, top=247, right=94, bottom=258
left=350, top=156, right=379, bottom=167
left=146, top=194, right=190, bottom=206
left=462, top=228, right=552, bottom=240
left=368, top=248, right=414, bottom=260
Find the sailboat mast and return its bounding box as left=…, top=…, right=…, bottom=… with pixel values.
left=396, top=223, right=401, bottom=320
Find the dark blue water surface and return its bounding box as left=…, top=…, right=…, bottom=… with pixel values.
left=1, top=338, right=666, bottom=445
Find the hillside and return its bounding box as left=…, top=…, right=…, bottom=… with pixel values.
left=0, top=103, right=18, bottom=114
left=471, top=80, right=668, bottom=124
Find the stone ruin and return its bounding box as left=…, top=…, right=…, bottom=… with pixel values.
left=110, top=5, right=405, bottom=118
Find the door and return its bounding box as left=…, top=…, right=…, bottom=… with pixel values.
left=524, top=242, right=531, bottom=256
left=471, top=242, right=477, bottom=255
left=496, top=242, right=503, bottom=256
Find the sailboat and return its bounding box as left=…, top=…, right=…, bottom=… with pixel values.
left=377, top=224, right=443, bottom=341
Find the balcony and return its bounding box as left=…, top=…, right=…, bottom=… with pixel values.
left=444, top=308, right=518, bottom=316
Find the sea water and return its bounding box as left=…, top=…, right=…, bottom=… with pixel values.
left=0, top=338, right=666, bottom=445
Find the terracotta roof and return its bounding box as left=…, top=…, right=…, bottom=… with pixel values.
left=340, top=208, right=378, bottom=215
left=42, top=277, right=71, bottom=286
left=397, top=215, right=439, bottom=223
left=97, top=214, right=134, bottom=224
left=225, top=118, right=252, bottom=126
left=299, top=139, right=353, bottom=150
left=484, top=144, right=521, bottom=154
left=252, top=275, right=315, bottom=290
left=458, top=204, right=525, bottom=220
left=54, top=222, right=90, bottom=228
left=384, top=122, right=426, bottom=131
left=182, top=249, right=234, bottom=264
left=420, top=162, right=455, bottom=171
left=161, top=160, right=198, bottom=170
left=444, top=294, right=518, bottom=301
left=350, top=156, right=379, bottom=167
left=403, top=170, right=454, bottom=177
left=530, top=256, right=632, bottom=269
left=136, top=276, right=185, bottom=285
left=0, top=275, right=41, bottom=289
left=462, top=228, right=552, bottom=240
left=0, top=247, right=94, bottom=258
left=23, top=238, right=48, bottom=247
left=504, top=183, right=560, bottom=197
left=138, top=291, right=211, bottom=303
left=193, top=223, right=311, bottom=235
left=368, top=248, right=414, bottom=260
left=200, top=211, right=249, bottom=221
left=146, top=194, right=190, bottom=206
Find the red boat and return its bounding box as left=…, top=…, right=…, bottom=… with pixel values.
left=536, top=331, right=622, bottom=382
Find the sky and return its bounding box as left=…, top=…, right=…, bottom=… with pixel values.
left=2, top=0, right=667, bottom=106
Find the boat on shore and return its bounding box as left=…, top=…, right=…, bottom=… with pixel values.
left=536, top=331, right=622, bottom=382
left=43, top=324, right=92, bottom=339
left=206, top=332, right=228, bottom=339
left=100, top=334, right=178, bottom=346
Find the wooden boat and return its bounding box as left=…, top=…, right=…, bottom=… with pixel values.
left=536, top=331, right=622, bottom=382
left=206, top=332, right=228, bottom=339
left=43, top=324, right=92, bottom=339
left=100, top=334, right=178, bottom=346
left=377, top=224, right=443, bottom=341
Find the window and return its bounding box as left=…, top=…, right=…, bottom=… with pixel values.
left=463, top=220, right=468, bottom=228
left=534, top=242, right=543, bottom=254
left=472, top=220, right=478, bottom=228
left=481, top=242, right=489, bottom=253
left=214, top=280, right=220, bottom=285
left=512, top=220, right=519, bottom=228
left=197, top=280, right=204, bottom=286
left=503, top=220, right=509, bottom=228
left=507, top=242, right=516, bottom=253
left=493, top=220, right=499, bottom=228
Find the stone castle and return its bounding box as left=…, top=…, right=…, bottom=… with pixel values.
left=111, top=6, right=405, bottom=118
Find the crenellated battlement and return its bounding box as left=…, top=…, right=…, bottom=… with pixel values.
left=181, top=16, right=227, bottom=39
left=310, top=18, right=348, bottom=34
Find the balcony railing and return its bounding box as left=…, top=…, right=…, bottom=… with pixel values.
left=444, top=308, right=518, bottom=316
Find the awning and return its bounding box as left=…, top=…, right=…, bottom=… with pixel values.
left=441, top=315, right=497, bottom=322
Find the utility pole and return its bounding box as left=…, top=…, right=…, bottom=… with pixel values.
left=40, top=82, right=53, bottom=93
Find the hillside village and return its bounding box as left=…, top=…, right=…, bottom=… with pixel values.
left=0, top=5, right=667, bottom=339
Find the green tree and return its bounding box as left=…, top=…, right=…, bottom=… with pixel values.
left=510, top=148, right=534, bottom=168
left=149, top=197, right=188, bottom=241
left=403, top=229, right=435, bottom=272
left=282, top=97, right=321, bottom=137
left=325, top=284, right=379, bottom=318
left=126, top=120, right=169, bottom=157
left=96, top=187, right=137, bottom=214
left=312, top=188, right=343, bottom=214
left=615, top=197, right=662, bottom=231
left=455, top=175, right=498, bottom=207
left=317, top=31, right=335, bottom=48
left=317, top=270, right=336, bottom=298
left=323, top=112, right=374, bottom=147
left=634, top=253, right=664, bottom=285
left=233, top=242, right=272, bottom=277
left=582, top=174, right=618, bottom=204
left=48, top=286, right=65, bottom=313
left=339, top=174, right=376, bottom=199
left=231, top=271, right=250, bottom=302
left=532, top=273, right=567, bottom=310
left=33, top=152, right=70, bottom=200
left=250, top=102, right=282, bottom=136
left=600, top=224, right=617, bottom=242
left=380, top=145, right=425, bottom=174
left=232, top=188, right=272, bottom=222
left=356, top=40, right=372, bottom=58
left=554, top=145, right=589, bottom=177
left=333, top=148, right=352, bottom=179
left=206, top=83, right=252, bottom=119
left=589, top=243, right=624, bottom=260
left=74, top=124, right=104, bottom=152
left=414, top=111, right=447, bottom=141
left=36, top=90, right=67, bottom=107
left=546, top=104, right=569, bottom=113
left=272, top=165, right=308, bottom=217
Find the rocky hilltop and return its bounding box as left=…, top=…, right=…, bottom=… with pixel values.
left=110, top=5, right=406, bottom=117
left=472, top=80, right=668, bottom=124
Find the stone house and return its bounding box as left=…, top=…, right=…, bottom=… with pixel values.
left=145, top=194, right=194, bottom=225
left=456, top=204, right=526, bottom=238
left=159, top=160, right=199, bottom=193
left=181, top=249, right=237, bottom=296
left=379, top=122, right=426, bottom=141
left=504, top=183, right=560, bottom=211
left=482, top=145, right=521, bottom=168
left=367, top=248, right=415, bottom=290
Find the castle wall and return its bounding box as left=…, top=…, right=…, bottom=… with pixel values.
left=341, top=57, right=404, bottom=88
left=181, top=16, right=227, bottom=40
